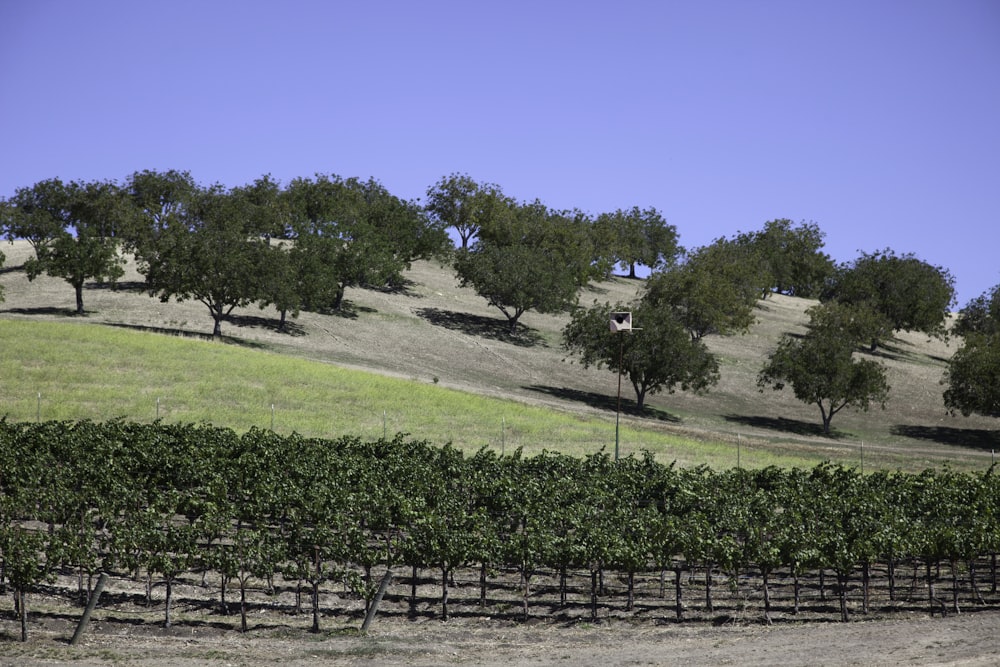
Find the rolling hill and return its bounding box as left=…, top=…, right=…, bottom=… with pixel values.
left=1, top=239, right=996, bottom=471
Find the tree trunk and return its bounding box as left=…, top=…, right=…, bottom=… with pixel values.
left=212, top=314, right=223, bottom=338
left=522, top=571, right=530, bottom=622
left=75, top=282, right=85, bottom=315
left=888, top=558, right=896, bottom=602
left=626, top=570, right=635, bottom=612
left=480, top=563, right=488, bottom=607
left=793, top=568, right=801, bottom=615
left=591, top=568, right=599, bottom=621
left=991, top=553, right=997, bottom=594
left=560, top=566, right=567, bottom=607
left=410, top=565, right=418, bottom=615
left=674, top=566, right=684, bottom=620
left=311, top=581, right=321, bottom=632
left=951, top=559, right=961, bottom=615
left=220, top=573, right=229, bottom=615
left=837, top=571, right=849, bottom=622
left=862, top=560, right=870, bottom=614
left=821, top=410, right=833, bottom=436
left=762, top=568, right=772, bottom=625
left=164, top=578, right=173, bottom=628
left=928, top=561, right=941, bottom=617
left=19, top=588, right=27, bottom=642
left=240, top=577, right=248, bottom=633
left=704, top=561, right=714, bottom=612
left=441, top=567, right=450, bottom=621
left=969, top=560, right=985, bottom=605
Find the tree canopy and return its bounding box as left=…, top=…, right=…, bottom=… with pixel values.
left=644, top=237, right=768, bottom=340
left=562, top=299, right=719, bottom=410
left=758, top=310, right=891, bottom=434
left=283, top=174, right=448, bottom=313
left=943, top=333, right=1000, bottom=420
left=129, top=177, right=272, bottom=338
left=821, top=249, right=956, bottom=351
left=425, top=173, right=508, bottom=250
left=3, top=178, right=129, bottom=314
left=454, top=200, right=596, bottom=334
left=734, top=219, right=835, bottom=298
left=0, top=177, right=72, bottom=253
left=594, top=206, right=680, bottom=279
left=944, top=283, right=1000, bottom=419
left=952, top=283, right=1000, bottom=339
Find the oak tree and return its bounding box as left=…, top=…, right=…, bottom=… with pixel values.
left=133, top=180, right=272, bottom=338
left=821, top=249, right=956, bottom=351
left=425, top=173, right=508, bottom=249
left=594, top=206, right=680, bottom=279
left=758, top=314, right=890, bottom=434
left=735, top=219, right=835, bottom=298
left=952, top=283, right=1000, bottom=339
left=563, top=299, right=720, bottom=410
left=455, top=200, right=595, bottom=334
left=0, top=178, right=70, bottom=253
left=943, top=286, right=1000, bottom=419
left=644, top=237, right=768, bottom=340
left=9, top=179, right=129, bottom=314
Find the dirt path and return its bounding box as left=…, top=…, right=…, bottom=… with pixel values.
left=3, top=609, right=999, bottom=666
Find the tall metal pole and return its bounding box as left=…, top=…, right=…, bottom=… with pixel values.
left=615, top=333, right=623, bottom=461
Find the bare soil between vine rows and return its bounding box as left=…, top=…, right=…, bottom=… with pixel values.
left=2, top=566, right=999, bottom=666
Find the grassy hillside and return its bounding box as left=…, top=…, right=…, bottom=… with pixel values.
left=1, top=240, right=996, bottom=471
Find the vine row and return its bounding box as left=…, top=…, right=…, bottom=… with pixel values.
left=1, top=420, right=998, bottom=639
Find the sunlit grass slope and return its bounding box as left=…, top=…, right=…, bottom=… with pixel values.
left=1, top=319, right=816, bottom=469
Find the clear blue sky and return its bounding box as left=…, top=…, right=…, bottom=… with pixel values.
left=2, top=0, right=997, bottom=306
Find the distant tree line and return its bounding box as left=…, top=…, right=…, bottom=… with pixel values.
left=1, top=172, right=994, bottom=430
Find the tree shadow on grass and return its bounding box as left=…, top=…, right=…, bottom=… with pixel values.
left=106, top=322, right=218, bottom=342
left=86, top=280, right=148, bottom=293
left=2, top=306, right=81, bottom=317
left=225, top=313, right=306, bottom=337
left=104, top=322, right=269, bottom=349
left=304, top=300, right=376, bottom=320
left=891, top=424, right=1000, bottom=453
left=364, top=276, right=422, bottom=298
left=416, top=307, right=545, bottom=348
left=524, top=385, right=681, bottom=422
left=724, top=414, right=847, bottom=439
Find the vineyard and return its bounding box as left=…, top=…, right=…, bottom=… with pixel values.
left=1, top=420, right=999, bottom=643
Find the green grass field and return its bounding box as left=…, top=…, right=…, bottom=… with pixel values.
left=0, top=319, right=816, bottom=469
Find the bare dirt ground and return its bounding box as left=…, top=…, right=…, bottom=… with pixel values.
left=3, top=604, right=999, bottom=667
left=3, top=566, right=1000, bottom=667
